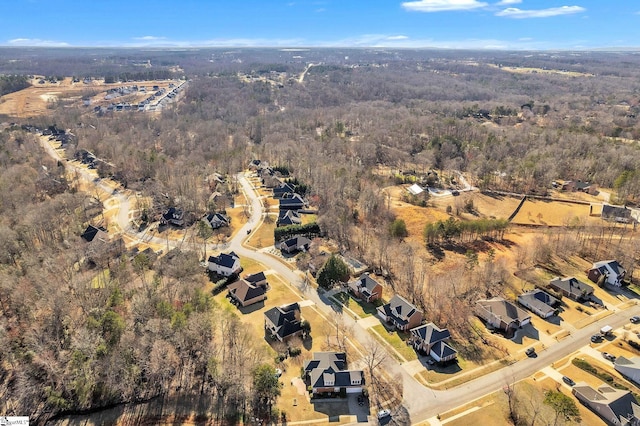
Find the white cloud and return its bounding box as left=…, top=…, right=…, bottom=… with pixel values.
left=402, top=0, right=488, bottom=12
left=496, top=5, right=585, bottom=18
left=386, top=35, right=409, bottom=40
left=8, top=38, right=69, bottom=47
left=133, top=36, right=166, bottom=41
left=496, top=0, right=521, bottom=5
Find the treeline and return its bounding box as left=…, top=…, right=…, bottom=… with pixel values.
left=103, top=69, right=176, bottom=83
left=423, top=217, right=509, bottom=244
left=0, top=74, right=30, bottom=96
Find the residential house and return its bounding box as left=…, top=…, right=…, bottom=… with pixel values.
left=410, top=323, right=457, bottom=362
left=245, top=271, right=268, bottom=287
left=81, top=224, right=108, bottom=243
left=572, top=382, right=640, bottom=425
left=517, top=289, right=559, bottom=319
left=208, top=251, right=241, bottom=276
left=347, top=273, right=383, bottom=303
left=272, top=182, right=296, bottom=199
left=601, top=204, right=634, bottom=224
left=377, top=295, right=423, bottom=331
left=615, top=357, right=640, bottom=386
left=554, top=180, right=598, bottom=195
left=475, top=297, right=531, bottom=332
left=203, top=212, right=230, bottom=229
left=227, top=279, right=267, bottom=307
left=278, top=236, right=311, bottom=254
left=548, top=276, right=594, bottom=301
left=587, top=260, right=627, bottom=287
left=161, top=207, right=185, bottom=227
left=276, top=210, right=302, bottom=227
left=264, top=302, right=304, bottom=342
left=279, top=193, right=305, bottom=210
left=303, top=352, right=365, bottom=395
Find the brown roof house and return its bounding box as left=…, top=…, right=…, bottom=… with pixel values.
left=587, top=260, right=627, bottom=288
left=264, top=302, right=304, bottom=342
left=348, top=273, right=383, bottom=303
left=475, top=297, right=531, bottom=333
left=548, top=276, right=594, bottom=301
left=227, top=278, right=268, bottom=308
left=377, top=295, right=423, bottom=331
left=572, top=382, right=640, bottom=425
left=303, top=352, right=365, bottom=395
left=410, top=323, right=457, bottom=363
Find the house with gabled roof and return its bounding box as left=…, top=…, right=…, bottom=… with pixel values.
left=278, top=236, right=311, bottom=254
left=348, top=273, right=383, bottom=303
left=587, top=260, right=627, bottom=287
left=572, top=382, right=640, bottom=426
left=161, top=207, right=185, bottom=227
left=601, top=204, right=634, bottom=224
left=276, top=209, right=302, bottom=227
left=227, top=278, right=267, bottom=307
left=273, top=182, right=296, bottom=199
left=203, top=212, right=230, bottom=229
left=410, top=323, right=457, bottom=362
left=377, top=295, right=423, bottom=331
left=81, top=224, right=108, bottom=243
left=548, top=276, right=594, bottom=301
left=264, top=302, right=304, bottom=342
left=279, top=193, right=305, bottom=210
left=475, top=297, right=531, bottom=332
left=303, top=352, right=364, bottom=395
left=517, top=289, right=559, bottom=319
left=615, top=356, right=640, bottom=386
left=245, top=271, right=268, bottom=287
left=207, top=251, right=241, bottom=276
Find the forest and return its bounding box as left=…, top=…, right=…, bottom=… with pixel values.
left=2, top=47, right=640, bottom=423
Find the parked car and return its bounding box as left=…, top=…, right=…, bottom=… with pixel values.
left=631, top=316, right=640, bottom=324
left=603, top=352, right=616, bottom=361
left=525, top=347, right=536, bottom=357
left=591, top=334, right=603, bottom=343
left=377, top=409, right=391, bottom=419
left=562, top=376, right=576, bottom=386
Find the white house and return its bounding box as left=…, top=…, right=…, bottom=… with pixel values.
left=208, top=251, right=241, bottom=276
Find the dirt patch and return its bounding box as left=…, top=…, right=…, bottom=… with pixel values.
left=511, top=199, right=599, bottom=227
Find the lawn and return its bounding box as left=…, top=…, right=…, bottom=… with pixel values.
left=370, top=324, right=417, bottom=361
left=246, top=217, right=276, bottom=249
left=330, top=291, right=380, bottom=318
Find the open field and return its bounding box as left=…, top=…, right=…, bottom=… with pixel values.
left=486, top=63, right=595, bottom=77
left=0, top=76, right=180, bottom=118
left=511, top=198, right=601, bottom=226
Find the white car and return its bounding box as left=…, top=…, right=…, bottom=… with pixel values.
left=377, top=409, right=391, bottom=419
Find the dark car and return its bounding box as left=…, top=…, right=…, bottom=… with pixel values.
left=591, top=334, right=603, bottom=343
left=562, top=376, right=576, bottom=386
left=525, top=347, right=535, bottom=357
left=631, top=316, right=640, bottom=324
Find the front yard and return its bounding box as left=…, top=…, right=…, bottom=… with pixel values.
left=370, top=324, right=418, bottom=362
left=329, top=291, right=380, bottom=318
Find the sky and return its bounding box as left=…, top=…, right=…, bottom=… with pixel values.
left=1, top=0, right=639, bottom=50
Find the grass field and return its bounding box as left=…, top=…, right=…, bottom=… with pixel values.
left=370, top=324, right=417, bottom=361
left=330, top=291, right=379, bottom=318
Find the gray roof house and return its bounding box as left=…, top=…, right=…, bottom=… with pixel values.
left=227, top=278, right=267, bottom=308
left=615, top=357, right=640, bottom=386
left=587, top=260, right=627, bottom=288
left=410, top=323, right=457, bottom=363
left=279, top=193, right=305, bottom=210
left=272, top=182, right=296, bottom=198
left=303, top=352, right=364, bottom=395
left=278, top=236, right=311, bottom=254
left=276, top=209, right=302, bottom=227
left=548, top=276, right=594, bottom=301
left=572, top=382, right=640, bottom=425
left=348, top=273, right=383, bottom=303
left=475, top=297, right=531, bottom=332
left=377, top=295, right=423, bottom=331
left=203, top=212, right=230, bottom=229
left=264, top=302, right=304, bottom=342
left=517, top=289, right=559, bottom=319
